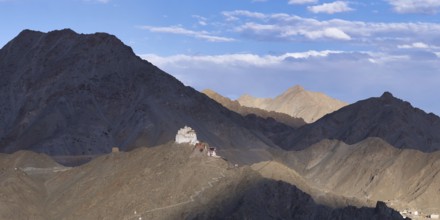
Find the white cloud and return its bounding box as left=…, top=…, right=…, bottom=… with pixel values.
left=141, top=50, right=341, bottom=67
left=223, top=10, right=266, bottom=21
left=234, top=21, right=352, bottom=41
left=306, top=28, right=351, bottom=40
left=222, top=10, right=440, bottom=46
left=140, top=51, right=440, bottom=115
left=398, top=42, right=429, bottom=49
left=288, top=0, right=318, bottom=5
left=142, top=51, right=426, bottom=71
left=138, top=25, right=235, bottom=42
left=387, top=0, right=440, bottom=14
left=308, top=1, right=353, bottom=14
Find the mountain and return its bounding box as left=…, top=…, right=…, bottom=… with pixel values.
left=0, top=29, right=277, bottom=164
left=0, top=143, right=405, bottom=220
left=202, top=89, right=306, bottom=128
left=281, top=92, right=440, bottom=152
left=273, top=138, right=440, bottom=215
left=0, top=29, right=434, bottom=219
left=237, top=85, right=347, bottom=123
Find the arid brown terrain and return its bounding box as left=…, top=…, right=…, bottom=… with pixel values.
left=1, top=29, right=438, bottom=219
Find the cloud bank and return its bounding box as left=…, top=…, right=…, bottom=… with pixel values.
left=141, top=50, right=440, bottom=115
left=308, top=1, right=353, bottom=14
left=221, top=10, right=440, bottom=48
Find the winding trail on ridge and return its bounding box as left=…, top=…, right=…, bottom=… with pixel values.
left=124, top=161, right=228, bottom=220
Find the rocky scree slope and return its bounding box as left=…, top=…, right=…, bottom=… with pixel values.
left=238, top=85, right=347, bottom=123
left=0, top=143, right=405, bottom=220
left=0, top=29, right=277, bottom=164
left=281, top=92, right=440, bottom=152
left=274, top=137, right=440, bottom=214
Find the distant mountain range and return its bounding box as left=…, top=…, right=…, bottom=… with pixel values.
left=237, top=85, right=347, bottom=123
left=202, top=70, right=440, bottom=216
left=208, top=85, right=440, bottom=153
left=202, top=89, right=306, bottom=128
left=280, top=92, right=440, bottom=152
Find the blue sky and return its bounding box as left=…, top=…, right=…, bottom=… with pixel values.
left=1, top=0, right=440, bottom=115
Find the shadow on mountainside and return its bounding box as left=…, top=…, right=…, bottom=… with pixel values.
left=184, top=178, right=406, bottom=220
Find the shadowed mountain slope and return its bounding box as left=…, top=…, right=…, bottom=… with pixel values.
left=281, top=92, right=440, bottom=152
left=0, top=29, right=277, bottom=164
left=250, top=160, right=374, bottom=209
left=238, top=85, right=347, bottom=123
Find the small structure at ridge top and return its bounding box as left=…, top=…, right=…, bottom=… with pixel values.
left=176, top=126, right=221, bottom=158
left=430, top=214, right=439, bottom=219
left=193, top=142, right=221, bottom=158
left=175, top=126, right=198, bottom=145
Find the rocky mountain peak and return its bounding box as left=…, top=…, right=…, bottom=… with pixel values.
left=43, top=28, right=77, bottom=38
left=284, top=85, right=305, bottom=95
left=237, top=85, right=347, bottom=123
left=15, top=29, right=44, bottom=38
left=380, top=91, right=394, bottom=99
left=10, top=29, right=76, bottom=48
left=4, top=28, right=134, bottom=60
left=379, top=91, right=398, bottom=104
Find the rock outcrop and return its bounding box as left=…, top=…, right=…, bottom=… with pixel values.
left=237, top=85, right=347, bottom=123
